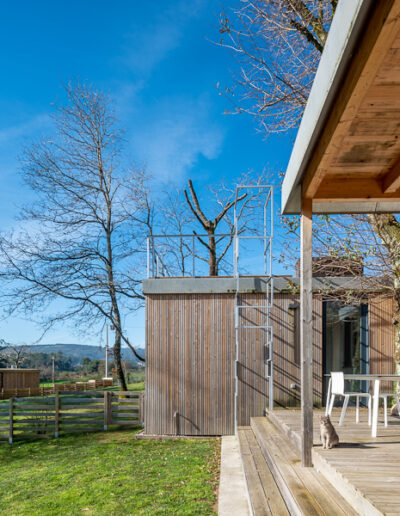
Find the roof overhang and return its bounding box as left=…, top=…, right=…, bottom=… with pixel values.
left=282, top=0, right=400, bottom=214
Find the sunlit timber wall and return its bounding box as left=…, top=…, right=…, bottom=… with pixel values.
left=143, top=277, right=394, bottom=436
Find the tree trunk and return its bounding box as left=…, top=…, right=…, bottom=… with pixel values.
left=105, top=214, right=128, bottom=389
left=208, top=231, right=217, bottom=276
left=113, top=330, right=127, bottom=391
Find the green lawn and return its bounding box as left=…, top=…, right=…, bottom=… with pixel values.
left=40, top=375, right=146, bottom=391
left=0, top=430, right=220, bottom=516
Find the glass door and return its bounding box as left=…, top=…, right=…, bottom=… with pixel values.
left=322, top=301, right=369, bottom=403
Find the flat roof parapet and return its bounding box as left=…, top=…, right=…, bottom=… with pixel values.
left=142, top=276, right=371, bottom=295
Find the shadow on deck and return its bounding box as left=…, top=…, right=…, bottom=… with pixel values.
left=263, top=407, right=400, bottom=515
left=238, top=416, right=359, bottom=516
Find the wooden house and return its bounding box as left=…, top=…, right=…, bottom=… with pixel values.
left=143, top=275, right=394, bottom=436
left=0, top=369, right=40, bottom=390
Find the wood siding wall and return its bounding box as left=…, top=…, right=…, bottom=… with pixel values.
left=145, top=294, right=235, bottom=436
left=145, top=292, right=394, bottom=435
left=369, top=296, right=395, bottom=391
left=0, top=370, right=40, bottom=390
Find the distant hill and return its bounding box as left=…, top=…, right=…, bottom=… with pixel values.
left=22, top=343, right=145, bottom=365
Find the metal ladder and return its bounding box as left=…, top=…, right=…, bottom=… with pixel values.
left=233, top=186, right=274, bottom=434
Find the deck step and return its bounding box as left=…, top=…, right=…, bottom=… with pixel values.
left=264, top=410, right=384, bottom=516
left=237, top=427, right=290, bottom=516
left=251, top=417, right=359, bottom=516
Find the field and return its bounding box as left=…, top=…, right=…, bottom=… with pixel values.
left=40, top=373, right=145, bottom=391
left=0, top=430, right=220, bottom=515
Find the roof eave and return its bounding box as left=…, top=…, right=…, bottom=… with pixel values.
left=281, top=0, right=374, bottom=215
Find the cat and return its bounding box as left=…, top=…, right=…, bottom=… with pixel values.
left=319, top=415, right=339, bottom=449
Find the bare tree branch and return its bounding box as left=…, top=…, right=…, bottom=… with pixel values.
left=0, top=83, right=149, bottom=389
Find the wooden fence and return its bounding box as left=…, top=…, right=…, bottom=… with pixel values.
left=0, top=378, right=114, bottom=400
left=0, top=391, right=143, bottom=443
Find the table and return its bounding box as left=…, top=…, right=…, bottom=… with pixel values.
left=325, top=374, right=400, bottom=437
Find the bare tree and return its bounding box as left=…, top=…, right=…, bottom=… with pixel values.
left=184, top=179, right=246, bottom=275
left=280, top=212, right=400, bottom=360
left=182, top=175, right=270, bottom=276
left=1, top=345, right=27, bottom=368
left=221, top=1, right=400, bottom=371
left=219, top=0, right=336, bottom=133
left=157, top=188, right=195, bottom=277
left=0, top=83, right=149, bottom=390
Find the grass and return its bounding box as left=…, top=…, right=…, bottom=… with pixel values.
left=40, top=377, right=95, bottom=387
left=0, top=430, right=220, bottom=516
left=40, top=374, right=146, bottom=391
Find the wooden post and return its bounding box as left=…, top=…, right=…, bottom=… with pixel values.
left=52, top=355, right=55, bottom=389
left=139, top=393, right=145, bottom=426
left=108, top=392, right=113, bottom=428
left=55, top=392, right=60, bottom=438
left=9, top=397, right=14, bottom=444
left=300, top=197, right=313, bottom=467
left=104, top=391, right=108, bottom=430
left=104, top=391, right=112, bottom=430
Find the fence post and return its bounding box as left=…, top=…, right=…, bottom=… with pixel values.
left=55, top=392, right=60, bottom=438
left=139, top=393, right=145, bottom=426
left=9, top=397, right=13, bottom=444
left=104, top=391, right=112, bottom=430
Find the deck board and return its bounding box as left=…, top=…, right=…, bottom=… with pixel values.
left=267, top=407, right=400, bottom=515
left=251, top=417, right=359, bottom=516
left=238, top=427, right=289, bottom=515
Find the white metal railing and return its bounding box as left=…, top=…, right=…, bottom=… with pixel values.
left=147, top=233, right=235, bottom=278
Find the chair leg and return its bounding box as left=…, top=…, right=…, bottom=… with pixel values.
left=328, top=394, right=335, bottom=416
left=356, top=396, right=360, bottom=423
left=368, top=396, right=372, bottom=426
left=384, top=397, right=388, bottom=427
left=339, top=395, right=349, bottom=427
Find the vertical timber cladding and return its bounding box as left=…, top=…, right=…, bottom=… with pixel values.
left=145, top=294, right=235, bottom=435
left=145, top=291, right=324, bottom=435
left=369, top=296, right=395, bottom=392
left=263, top=294, right=322, bottom=412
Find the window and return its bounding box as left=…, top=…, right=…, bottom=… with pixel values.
left=323, top=301, right=368, bottom=400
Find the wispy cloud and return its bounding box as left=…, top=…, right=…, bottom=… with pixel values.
left=0, top=114, right=51, bottom=229
left=0, top=114, right=50, bottom=146
left=121, top=23, right=181, bottom=78
left=130, top=95, right=224, bottom=182
left=119, top=0, right=208, bottom=79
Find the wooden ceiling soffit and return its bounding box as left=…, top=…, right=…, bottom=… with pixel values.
left=302, top=1, right=400, bottom=200
left=314, top=178, right=400, bottom=203
left=382, top=154, right=400, bottom=193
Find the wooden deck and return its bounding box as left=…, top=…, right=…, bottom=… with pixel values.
left=238, top=427, right=289, bottom=515
left=239, top=419, right=360, bottom=515
left=267, top=407, right=400, bottom=516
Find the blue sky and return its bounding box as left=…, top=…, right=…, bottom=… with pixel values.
left=0, top=0, right=295, bottom=347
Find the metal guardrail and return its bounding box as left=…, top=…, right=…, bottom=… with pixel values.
left=147, top=233, right=234, bottom=278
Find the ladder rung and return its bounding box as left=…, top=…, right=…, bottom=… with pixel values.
left=235, top=325, right=272, bottom=329
left=236, top=305, right=270, bottom=309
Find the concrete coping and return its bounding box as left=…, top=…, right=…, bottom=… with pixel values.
left=142, top=276, right=372, bottom=295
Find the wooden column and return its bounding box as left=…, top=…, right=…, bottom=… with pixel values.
left=300, top=197, right=313, bottom=467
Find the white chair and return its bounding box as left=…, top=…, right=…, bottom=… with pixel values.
left=328, top=372, right=371, bottom=426
left=379, top=392, right=400, bottom=427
